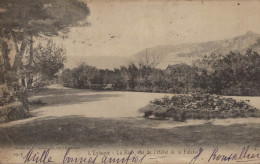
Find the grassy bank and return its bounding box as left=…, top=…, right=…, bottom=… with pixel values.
left=0, top=116, right=259, bottom=148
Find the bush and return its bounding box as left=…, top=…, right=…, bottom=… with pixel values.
left=139, top=93, right=260, bottom=121
left=0, top=85, right=16, bottom=106
left=0, top=83, right=29, bottom=111
left=0, top=103, right=30, bottom=123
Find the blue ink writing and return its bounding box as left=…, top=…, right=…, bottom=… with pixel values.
left=208, top=146, right=260, bottom=162
left=102, top=150, right=146, bottom=164
left=23, top=148, right=53, bottom=163
left=63, top=147, right=98, bottom=164
left=189, top=148, right=203, bottom=164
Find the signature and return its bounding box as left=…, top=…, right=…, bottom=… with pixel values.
left=63, top=148, right=98, bottom=164
left=22, top=148, right=146, bottom=164
left=101, top=150, right=146, bottom=164
left=190, top=146, right=260, bottom=164
left=23, top=148, right=54, bottom=163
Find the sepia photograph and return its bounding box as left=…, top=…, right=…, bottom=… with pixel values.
left=0, top=0, right=260, bottom=163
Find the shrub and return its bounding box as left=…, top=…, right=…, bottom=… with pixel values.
left=139, top=104, right=160, bottom=118
left=139, top=93, right=260, bottom=121
left=167, top=107, right=187, bottom=122
left=0, top=103, right=30, bottom=123
left=0, top=85, right=16, bottom=106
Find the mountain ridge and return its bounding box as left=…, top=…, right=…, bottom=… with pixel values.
left=66, top=31, right=260, bottom=70
left=133, top=31, right=260, bottom=68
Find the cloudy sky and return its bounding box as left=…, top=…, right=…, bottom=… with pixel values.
left=54, top=0, right=260, bottom=61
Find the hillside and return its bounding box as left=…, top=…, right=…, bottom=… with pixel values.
left=133, top=31, right=260, bottom=68
left=65, top=55, right=130, bottom=70
left=66, top=31, right=260, bottom=70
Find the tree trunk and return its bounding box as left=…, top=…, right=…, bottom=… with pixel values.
left=0, top=40, right=14, bottom=85
left=1, top=33, right=30, bottom=113
left=12, top=39, right=28, bottom=71
left=11, top=35, right=28, bottom=87
left=26, top=34, right=34, bottom=89
left=1, top=41, right=11, bottom=71
left=27, top=78, right=33, bottom=89
left=21, top=78, right=26, bottom=87
left=28, top=34, right=33, bottom=66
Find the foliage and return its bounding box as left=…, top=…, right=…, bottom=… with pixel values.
left=21, top=40, right=66, bottom=90
left=0, top=0, right=90, bottom=37
left=0, top=0, right=90, bottom=85
left=60, top=63, right=100, bottom=89
left=33, top=41, right=66, bottom=77
left=60, top=49, right=260, bottom=96
left=193, top=49, right=260, bottom=95
left=139, top=94, right=260, bottom=121
left=0, top=85, right=16, bottom=106
left=0, top=102, right=30, bottom=123
left=0, top=0, right=90, bottom=118
left=0, top=83, right=28, bottom=109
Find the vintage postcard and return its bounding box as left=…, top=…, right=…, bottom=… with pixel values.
left=0, top=0, right=260, bottom=163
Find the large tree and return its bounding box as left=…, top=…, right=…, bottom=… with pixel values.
left=0, top=0, right=90, bottom=85
left=24, top=40, right=66, bottom=89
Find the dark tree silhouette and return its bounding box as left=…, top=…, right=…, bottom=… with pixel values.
left=0, top=0, right=90, bottom=85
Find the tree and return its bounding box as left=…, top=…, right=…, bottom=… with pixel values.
left=127, top=63, right=138, bottom=89
left=165, top=64, right=199, bottom=93
left=0, top=0, right=90, bottom=85
left=60, top=63, right=100, bottom=89
left=136, top=49, right=163, bottom=68
left=60, top=68, right=74, bottom=88
left=193, top=49, right=260, bottom=95
left=23, top=40, right=66, bottom=89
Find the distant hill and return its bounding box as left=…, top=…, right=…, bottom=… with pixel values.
left=132, top=31, right=260, bottom=68
left=66, top=31, right=260, bottom=70
left=65, top=55, right=131, bottom=70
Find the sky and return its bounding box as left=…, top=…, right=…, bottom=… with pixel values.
left=53, top=0, right=260, bottom=59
